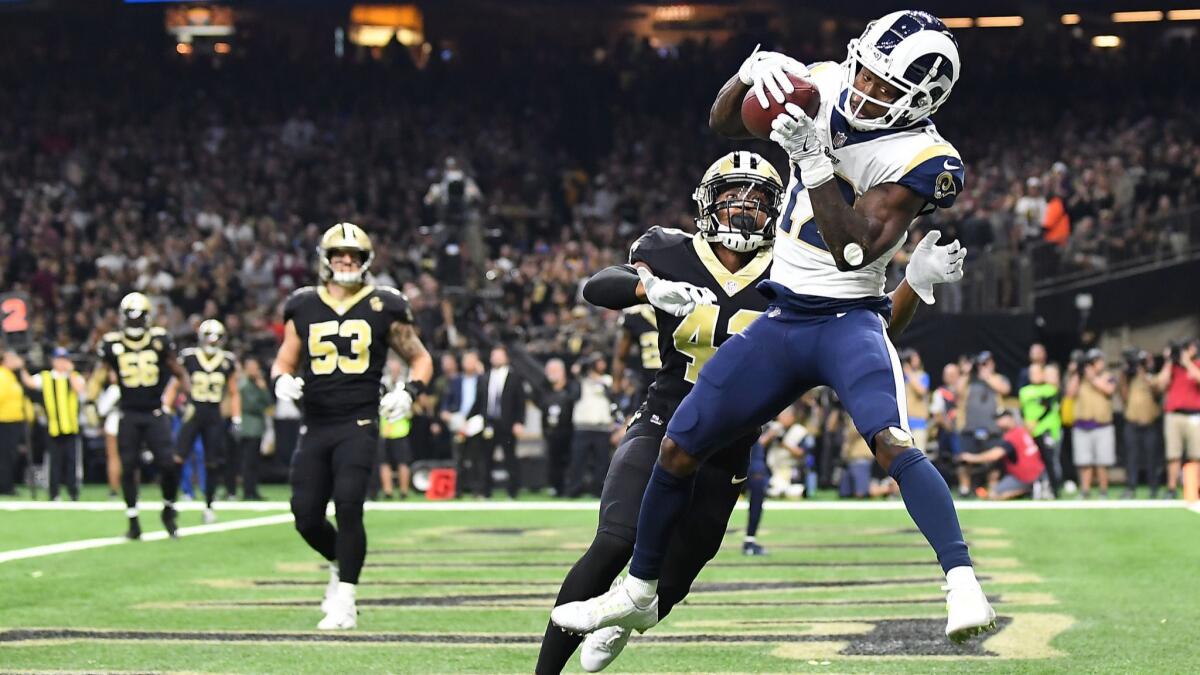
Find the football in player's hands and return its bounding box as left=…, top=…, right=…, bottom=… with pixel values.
left=741, top=75, right=820, bottom=140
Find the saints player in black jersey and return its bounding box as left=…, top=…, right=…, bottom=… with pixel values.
left=94, top=292, right=190, bottom=540
left=271, top=222, right=433, bottom=631
left=539, top=151, right=967, bottom=673
left=170, top=319, right=241, bottom=524
left=611, top=305, right=659, bottom=401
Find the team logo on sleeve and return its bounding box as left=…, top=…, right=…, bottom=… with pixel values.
left=934, top=171, right=957, bottom=200
left=370, top=297, right=384, bottom=312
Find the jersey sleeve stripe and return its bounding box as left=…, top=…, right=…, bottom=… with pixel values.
left=902, top=143, right=960, bottom=174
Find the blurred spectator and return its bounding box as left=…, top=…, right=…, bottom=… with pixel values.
left=1067, top=349, right=1117, bottom=498
left=1019, top=362, right=1064, bottom=496
left=0, top=351, right=28, bottom=495
left=900, top=349, right=931, bottom=456
left=762, top=405, right=810, bottom=499
left=931, top=362, right=962, bottom=461
left=956, top=352, right=1011, bottom=495
left=1155, top=339, right=1200, bottom=499
left=1118, top=349, right=1161, bottom=498
left=1018, top=342, right=1048, bottom=391
left=237, top=358, right=270, bottom=500
left=1013, top=177, right=1047, bottom=243
left=18, top=348, right=85, bottom=501
left=469, top=346, right=526, bottom=498
left=565, top=355, right=615, bottom=498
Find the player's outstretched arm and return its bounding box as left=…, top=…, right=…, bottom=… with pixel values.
left=582, top=264, right=647, bottom=310
left=710, top=73, right=755, bottom=139
left=165, top=350, right=190, bottom=409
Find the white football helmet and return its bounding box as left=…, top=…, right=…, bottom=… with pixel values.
left=119, top=292, right=152, bottom=339
left=318, top=222, right=375, bottom=287
left=692, top=151, right=784, bottom=253
left=198, top=319, right=225, bottom=353
left=838, top=10, right=960, bottom=131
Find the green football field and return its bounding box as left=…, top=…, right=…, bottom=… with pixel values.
left=1, top=495, right=1197, bottom=673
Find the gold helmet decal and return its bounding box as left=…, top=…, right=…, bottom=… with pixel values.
left=692, top=152, right=785, bottom=253
left=198, top=319, right=226, bottom=351
left=319, top=222, right=375, bottom=287
left=119, top=292, right=153, bottom=338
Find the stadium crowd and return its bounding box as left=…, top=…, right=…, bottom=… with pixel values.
left=1, top=20, right=1198, bottom=500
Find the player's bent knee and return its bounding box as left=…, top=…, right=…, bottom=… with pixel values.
left=658, top=438, right=699, bottom=475
left=872, top=427, right=916, bottom=473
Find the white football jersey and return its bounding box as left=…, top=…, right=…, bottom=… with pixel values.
left=770, top=61, right=965, bottom=302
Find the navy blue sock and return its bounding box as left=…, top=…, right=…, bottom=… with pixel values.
left=629, top=463, right=695, bottom=580
left=746, top=474, right=767, bottom=538
left=888, top=448, right=971, bottom=572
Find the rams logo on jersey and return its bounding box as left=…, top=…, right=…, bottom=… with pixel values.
left=934, top=171, right=957, bottom=200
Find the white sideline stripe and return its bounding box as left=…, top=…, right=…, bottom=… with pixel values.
left=0, top=499, right=1194, bottom=513
left=1190, top=503, right=1200, bottom=516
left=0, top=514, right=294, bottom=564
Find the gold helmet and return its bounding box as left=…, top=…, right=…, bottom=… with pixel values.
left=119, top=292, right=153, bottom=338
left=692, top=151, right=784, bottom=253
left=198, top=319, right=226, bottom=352
left=318, top=222, right=375, bottom=287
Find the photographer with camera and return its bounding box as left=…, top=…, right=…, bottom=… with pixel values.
left=1154, top=338, right=1200, bottom=499
left=955, top=351, right=1011, bottom=497
left=1066, top=349, right=1117, bottom=498
left=1119, top=348, right=1161, bottom=498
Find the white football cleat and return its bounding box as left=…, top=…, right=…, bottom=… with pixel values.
left=580, top=625, right=631, bottom=672
left=321, top=564, right=339, bottom=614
left=317, top=597, right=357, bottom=630
left=551, top=584, right=658, bottom=635
left=944, top=583, right=997, bottom=644
left=318, top=582, right=357, bottom=630
left=202, top=508, right=216, bottom=525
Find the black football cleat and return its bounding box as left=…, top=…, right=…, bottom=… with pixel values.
left=126, top=517, right=142, bottom=541
left=161, top=506, right=179, bottom=539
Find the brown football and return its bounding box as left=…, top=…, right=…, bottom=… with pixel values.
left=741, top=74, right=821, bottom=140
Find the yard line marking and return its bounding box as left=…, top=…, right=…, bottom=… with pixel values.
left=0, top=500, right=1191, bottom=513
left=0, top=514, right=293, bottom=565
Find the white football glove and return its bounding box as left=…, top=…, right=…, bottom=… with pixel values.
left=637, top=267, right=717, bottom=318
left=380, top=388, right=413, bottom=422
left=770, top=103, right=833, bottom=190
left=274, top=373, right=304, bottom=402
left=904, top=230, right=967, bottom=305
left=737, top=45, right=812, bottom=109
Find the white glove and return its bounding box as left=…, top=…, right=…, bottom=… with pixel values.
left=770, top=103, right=833, bottom=189
left=904, top=230, right=967, bottom=305
left=637, top=267, right=717, bottom=318
left=380, top=388, right=413, bottom=422
left=274, top=373, right=304, bottom=402
left=737, top=45, right=811, bottom=109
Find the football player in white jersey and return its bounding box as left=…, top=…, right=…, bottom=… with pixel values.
left=552, top=10, right=994, bottom=648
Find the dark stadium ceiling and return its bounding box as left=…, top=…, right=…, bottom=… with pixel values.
left=6, top=0, right=1191, bottom=13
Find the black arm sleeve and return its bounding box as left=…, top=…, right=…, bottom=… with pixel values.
left=582, top=265, right=641, bottom=310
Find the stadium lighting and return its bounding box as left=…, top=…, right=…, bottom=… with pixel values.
left=942, top=17, right=974, bottom=28
left=214, top=42, right=231, bottom=54
left=1111, top=11, right=1163, bottom=22
left=975, top=16, right=1024, bottom=28
left=1091, top=35, right=1122, bottom=48
left=1061, top=14, right=1082, bottom=25
left=175, top=43, right=192, bottom=55
left=1167, top=9, right=1200, bottom=20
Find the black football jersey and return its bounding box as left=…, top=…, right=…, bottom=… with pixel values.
left=284, top=285, right=415, bottom=423
left=618, top=305, right=660, bottom=397
left=97, top=327, right=177, bottom=413
left=629, top=227, right=771, bottom=418
left=180, top=348, right=237, bottom=417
